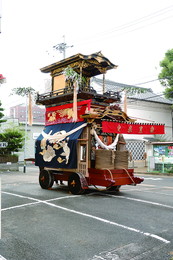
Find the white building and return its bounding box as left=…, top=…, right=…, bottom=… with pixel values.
left=91, top=77, right=173, bottom=162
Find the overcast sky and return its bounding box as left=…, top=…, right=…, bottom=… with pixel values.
left=0, top=0, right=173, bottom=112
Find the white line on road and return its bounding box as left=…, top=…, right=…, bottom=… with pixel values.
left=2, top=201, right=40, bottom=211
left=0, top=255, right=7, bottom=260
left=140, top=184, right=156, bottom=187
left=163, top=186, right=173, bottom=189
left=41, top=200, right=171, bottom=244
left=123, top=187, right=158, bottom=192
left=1, top=191, right=80, bottom=211
left=141, top=178, right=163, bottom=180
left=109, top=194, right=173, bottom=209
left=140, top=190, right=173, bottom=197
left=1, top=191, right=170, bottom=244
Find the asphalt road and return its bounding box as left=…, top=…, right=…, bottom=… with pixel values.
left=0, top=167, right=173, bottom=260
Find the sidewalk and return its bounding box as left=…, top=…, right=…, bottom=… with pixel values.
left=134, top=166, right=148, bottom=174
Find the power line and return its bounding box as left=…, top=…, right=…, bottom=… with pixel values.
left=75, top=5, right=173, bottom=46
left=135, top=77, right=173, bottom=86
left=94, top=5, right=173, bottom=38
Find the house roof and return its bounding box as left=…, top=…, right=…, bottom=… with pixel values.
left=92, top=77, right=173, bottom=105
left=151, top=142, right=173, bottom=145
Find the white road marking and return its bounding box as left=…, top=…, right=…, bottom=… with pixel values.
left=1, top=191, right=170, bottom=244
left=163, top=186, right=173, bottom=189
left=1, top=192, right=80, bottom=211
left=109, top=194, right=173, bottom=209
left=123, top=187, right=158, bottom=192
left=124, top=186, right=173, bottom=193
left=2, top=201, right=40, bottom=211
left=41, top=200, right=171, bottom=244
left=0, top=255, right=7, bottom=260
left=140, top=184, right=156, bottom=187
left=141, top=190, right=173, bottom=197
left=142, top=178, right=163, bottom=181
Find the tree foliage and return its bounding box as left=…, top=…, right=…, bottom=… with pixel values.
left=11, top=86, right=36, bottom=97
left=123, top=86, right=149, bottom=95
left=0, top=127, right=25, bottom=155
left=159, top=49, right=173, bottom=99
left=63, top=66, right=86, bottom=84
left=0, top=101, right=6, bottom=125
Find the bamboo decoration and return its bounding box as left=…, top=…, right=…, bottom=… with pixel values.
left=72, top=81, right=78, bottom=122
left=123, top=90, right=127, bottom=114
left=28, top=93, right=33, bottom=126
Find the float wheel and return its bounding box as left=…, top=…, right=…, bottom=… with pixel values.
left=107, top=185, right=121, bottom=192
left=68, top=173, right=85, bottom=195
left=39, top=169, right=54, bottom=189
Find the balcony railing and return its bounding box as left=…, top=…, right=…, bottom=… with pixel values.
left=36, top=85, right=121, bottom=105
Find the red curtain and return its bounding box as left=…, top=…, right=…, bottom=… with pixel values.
left=45, top=99, right=91, bottom=125
left=102, top=121, right=165, bottom=135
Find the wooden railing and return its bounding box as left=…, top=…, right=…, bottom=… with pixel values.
left=37, top=85, right=96, bottom=101
left=36, top=85, right=120, bottom=103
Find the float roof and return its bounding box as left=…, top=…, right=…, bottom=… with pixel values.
left=40, top=51, right=118, bottom=77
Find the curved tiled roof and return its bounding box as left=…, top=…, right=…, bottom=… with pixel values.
left=40, top=52, right=118, bottom=77
left=92, top=77, right=173, bottom=105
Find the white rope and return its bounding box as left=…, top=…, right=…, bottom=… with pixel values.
left=92, top=129, right=119, bottom=150
left=42, top=123, right=87, bottom=143
left=122, top=168, right=136, bottom=185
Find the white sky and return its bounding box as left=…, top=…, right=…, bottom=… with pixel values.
left=0, top=0, right=173, bottom=113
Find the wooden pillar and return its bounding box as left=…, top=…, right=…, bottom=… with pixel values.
left=80, top=61, right=84, bottom=87
left=103, top=73, right=105, bottom=94
left=123, top=90, right=127, bottom=114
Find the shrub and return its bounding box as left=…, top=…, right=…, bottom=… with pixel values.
left=0, top=127, right=25, bottom=155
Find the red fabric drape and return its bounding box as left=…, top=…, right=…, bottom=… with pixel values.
left=45, top=99, right=91, bottom=125
left=102, top=121, right=165, bottom=135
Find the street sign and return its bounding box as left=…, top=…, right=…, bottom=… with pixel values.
left=0, top=142, right=8, bottom=148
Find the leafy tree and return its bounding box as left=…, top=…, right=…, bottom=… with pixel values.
left=0, top=126, right=25, bottom=155
left=0, top=101, right=6, bottom=125
left=11, top=86, right=36, bottom=97
left=11, top=86, right=37, bottom=126
left=159, top=49, right=173, bottom=99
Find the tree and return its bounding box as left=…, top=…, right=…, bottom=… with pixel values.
left=0, top=126, right=25, bottom=155
left=0, top=101, right=6, bottom=125
left=11, top=86, right=36, bottom=97
left=159, top=49, right=173, bottom=99
left=11, top=86, right=36, bottom=126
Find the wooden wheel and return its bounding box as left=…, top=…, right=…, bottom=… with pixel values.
left=68, top=173, right=85, bottom=195
left=39, top=169, right=54, bottom=189
left=107, top=185, right=121, bottom=192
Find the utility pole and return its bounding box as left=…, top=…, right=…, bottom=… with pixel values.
left=53, top=35, right=73, bottom=59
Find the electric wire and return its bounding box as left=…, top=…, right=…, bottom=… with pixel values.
left=75, top=5, right=173, bottom=46
left=135, top=77, right=173, bottom=86
left=90, top=5, right=173, bottom=38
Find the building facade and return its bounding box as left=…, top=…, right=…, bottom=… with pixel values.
left=10, top=104, right=45, bottom=124
left=8, top=104, right=45, bottom=161
left=91, top=77, right=173, bottom=162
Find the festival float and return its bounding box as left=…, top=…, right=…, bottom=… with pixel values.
left=35, top=52, right=165, bottom=194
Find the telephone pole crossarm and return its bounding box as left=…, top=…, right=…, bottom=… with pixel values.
left=53, top=40, right=73, bottom=59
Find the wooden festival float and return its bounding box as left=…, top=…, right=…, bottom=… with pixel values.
left=35, top=52, right=165, bottom=194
